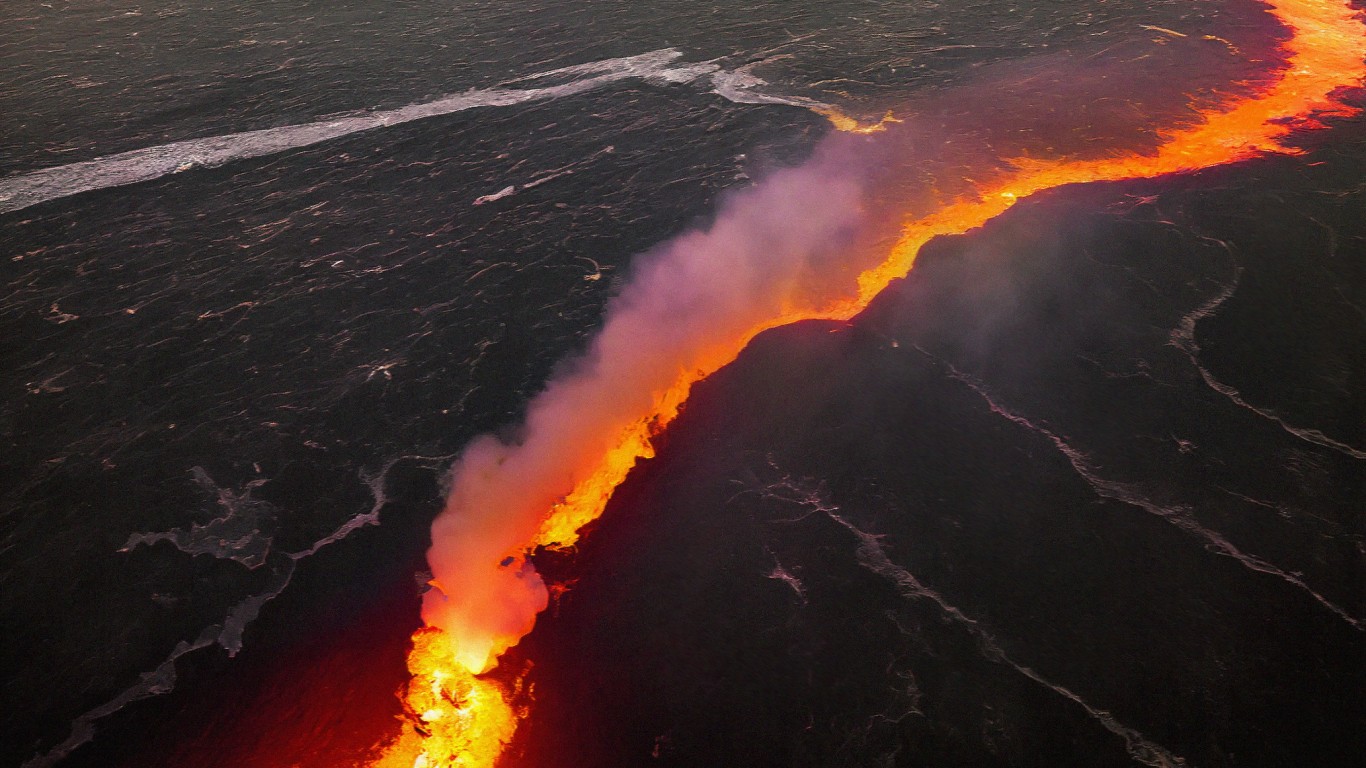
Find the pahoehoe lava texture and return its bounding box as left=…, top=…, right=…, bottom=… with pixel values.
left=512, top=118, right=1366, bottom=768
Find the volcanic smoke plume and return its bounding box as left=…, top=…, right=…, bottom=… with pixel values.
left=423, top=157, right=872, bottom=672
left=384, top=1, right=1366, bottom=766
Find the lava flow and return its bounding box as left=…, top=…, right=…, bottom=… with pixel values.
left=375, top=1, right=1366, bottom=766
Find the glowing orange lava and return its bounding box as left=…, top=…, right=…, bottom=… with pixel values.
left=375, top=2, right=1366, bottom=766
left=370, top=628, right=518, bottom=768
left=816, top=108, right=902, bottom=134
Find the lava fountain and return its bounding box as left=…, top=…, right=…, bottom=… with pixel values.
left=375, top=1, right=1366, bottom=765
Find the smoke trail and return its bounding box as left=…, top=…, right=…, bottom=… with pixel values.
left=423, top=145, right=879, bottom=673
left=391, top=1, right=1366, bottom=765
left=388, top=125, right=897, bottom=768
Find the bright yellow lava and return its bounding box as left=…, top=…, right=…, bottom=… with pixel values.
left=816, top=108, right=902, bottom=134
left=375, top=2, right=1366, bottom=766
left=371, top=628, right=517, bottom=768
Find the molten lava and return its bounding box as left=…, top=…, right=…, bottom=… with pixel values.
left=816, top=108, right=901, bottom=135
left=371, top=628, right=517, bottom=768
left=375, top=2, right=1366, bottom=766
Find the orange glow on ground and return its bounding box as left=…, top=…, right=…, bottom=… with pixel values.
left=816, top=108, right=902, bottom=134
left=855, top=0, right=1366, bottom=304
left=372, top=628, right=518, bottom=768
left=374, top=2, right=1366, bottom=766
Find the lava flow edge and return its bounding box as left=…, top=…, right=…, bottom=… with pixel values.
left=373, top=1, right=1366, bottom=766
